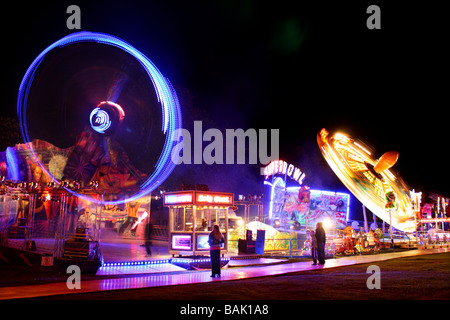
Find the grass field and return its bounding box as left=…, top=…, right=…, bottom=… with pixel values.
left=42, top=252, right=450, bottom=300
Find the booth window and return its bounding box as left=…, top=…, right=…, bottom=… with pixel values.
left=172, top=207, right=194, bottom=231
left=194, top=208, right=227, bottom=232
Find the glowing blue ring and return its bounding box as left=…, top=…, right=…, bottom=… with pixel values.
left=90, top=108, right=112, bottom=134
left=17, top=31, right=182, bottom=205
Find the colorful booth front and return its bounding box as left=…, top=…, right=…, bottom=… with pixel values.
left=163, top=190, right=233, bottom=256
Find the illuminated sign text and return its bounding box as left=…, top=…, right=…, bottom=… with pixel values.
left=263, top=160, right=305, bottom=184
left=164, top=194, right=193, bottom=204
left=197, top=193, right=233, bottom=205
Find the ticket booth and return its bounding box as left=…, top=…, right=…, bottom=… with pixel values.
left=163, top=190, right=233, bottom=256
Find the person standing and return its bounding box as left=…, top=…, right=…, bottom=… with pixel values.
left=208, top=225, right=224, bottom=278
left=144, top=220, right=153, bottom=256
left=315, top=222, right=326, bottom=265
left=310, top=230, right=318, bottom=265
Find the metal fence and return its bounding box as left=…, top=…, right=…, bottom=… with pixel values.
left=0, top=189, right=102, bottom=259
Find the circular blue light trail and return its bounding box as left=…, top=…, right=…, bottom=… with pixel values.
left=17, top=31, right=182, bottom=205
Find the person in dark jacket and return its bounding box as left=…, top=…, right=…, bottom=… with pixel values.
left=310, top=230, right=318, bottom=265
left=208, top=225, right=224, bottom=278
left=315, top=222, right=326, bottom=265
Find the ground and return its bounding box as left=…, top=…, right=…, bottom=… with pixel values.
left=11, top=252, right=447, bottom=300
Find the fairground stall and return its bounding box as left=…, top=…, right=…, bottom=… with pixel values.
left=163, top=190, right=233, bottom=257
left=263, top=159, right=350, bottom=233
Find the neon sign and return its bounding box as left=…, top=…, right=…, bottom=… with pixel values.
left=171, top=234, right=192, bottom=250
left=163, top=191, right=234, bottom=206
left=164, top=193, right=193, bottom=205
left=197, top=193, right=233, bottom=205
left=263, top=160, right=305, bottom=185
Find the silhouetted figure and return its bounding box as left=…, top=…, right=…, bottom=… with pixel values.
left=310, top=230, right=318, bottom=265
left=208, top=225, right=224, bottom=278
left=315, top=222, right=326, bottom=265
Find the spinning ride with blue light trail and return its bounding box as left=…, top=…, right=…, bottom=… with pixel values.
left=16, top=31, right=182, bottom=205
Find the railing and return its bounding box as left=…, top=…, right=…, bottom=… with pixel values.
left=263, top=239, right=303, bottom=258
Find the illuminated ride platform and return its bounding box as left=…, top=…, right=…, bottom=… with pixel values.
left=2, top=31, right=185, bottom=274
left=96, top=239, right=284, bottom=276
left=0, top=186, right=277, bottom=275
left=98, top=238, right=232, bottom=273
left=91, top=190, right=237, bottom=274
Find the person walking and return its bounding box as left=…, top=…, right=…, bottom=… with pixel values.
left=208, top=225, right=224, bottom=278
left=310, top=230, right=318, bottom=265
left=315, top=222, right=326, bottom=265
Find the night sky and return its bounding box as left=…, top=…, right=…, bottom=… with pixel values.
left=1, top=1, right=448, bottom=219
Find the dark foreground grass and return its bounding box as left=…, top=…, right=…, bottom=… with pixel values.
left=47, top=252, right=450, bottom=300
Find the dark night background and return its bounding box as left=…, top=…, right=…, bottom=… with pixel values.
left=0, top=0, right=447, bottom=220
